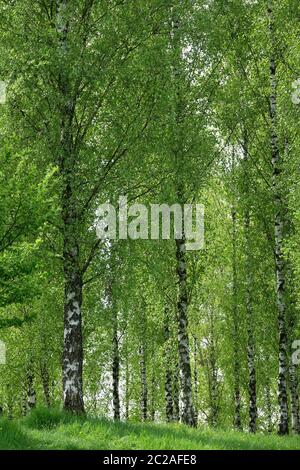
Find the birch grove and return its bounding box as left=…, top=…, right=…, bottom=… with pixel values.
left=0, top=0, right=300, bottom=439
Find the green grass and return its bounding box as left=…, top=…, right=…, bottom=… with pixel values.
left=0, top=407, right=299, bottom=450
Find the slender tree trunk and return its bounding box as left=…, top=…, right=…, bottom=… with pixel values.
left=164, top=308, right=173, bottom=423
left=165, top=367, right=173, bottom=423
left=265, top=376, right=273, bottom=433
left=150, top=372, right=156, bottom=421
left=27, top=370, right=36, bottom=411
left=21, top=391, right=27, bottom=417
left=193, top=335, right=199, bottom=420
left=231, top=203, right=242, bottom=431
left=285, top=145, right=300, bottom=435
left=245, top=210, right=257, bottom=433
left=40, top=360, right=51, bottom=408
left=289, top=362, right=300, bottom=434
left=170, top=11, right=196, bottom=427
left=56, top=0, right=85, bottom=414
left=176, top=234, right=196, bottom=426
left=139, top=342, right=148, bottom=422
left=243, top=131, right=257, bottom=433
left=7, top=385, right=13, bottom=420
left=112, top=311, right=120, bottom=421
left=268, top=2, right=289, bottom=435
left=209, top=364, right=218, bottom=428
left=207, top=311, right=219, bottom=427
left=125, top=343, right=129, bottom=421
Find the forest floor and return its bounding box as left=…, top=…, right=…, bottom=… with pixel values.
left=0, top=408, right=299, bottom=450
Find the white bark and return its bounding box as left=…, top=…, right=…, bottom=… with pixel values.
left=176, top=235, right=196, bottom=426
left=56, top=0, right=84, bottom=413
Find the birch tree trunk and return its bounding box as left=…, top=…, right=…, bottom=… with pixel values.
left=7, top=385, right=13, bottom=420
left=112, top=309, right=120, bottom=421
left=164, top=308, right=174, bottom=423
left=125, top=342, right=130, bottom=421
left=21, top=390, right=27, bottom=417
left=207, top=311, right=219, bottom=427
left=289, top=361, right=300, bottom=434
left=106, top=248, right=120, bottom=422
left=285, top=144, right=300, bottom=435
left=268, top=2, right=289, bottom=435
left=169, top=10, right=196, bottom=428
left=243, top=131, right=257, bottom=433
left=139, top=342, right=148, bottom=422
left=56, top=0, right=84, bottom=414
left=287, top=276, right=300, bottom=434
left=231, top=203, right=242, bottom=431
left=176, top=233, right=196, bottom=426
left=209, top=363, right=219, bottom=428
left=265, top=380, right=273, bottom=433
left=27, top=369, right=36, bottom=411
left=40, top=360, right=51, bottom=408
left=150, top=372, right=156, bottom=421
left=245, top=210, right=257, bottom=433
left=193, top=335, right=199, bottom=420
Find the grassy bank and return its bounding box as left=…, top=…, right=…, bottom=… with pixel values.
left=0, top=408, right=299, bottom=450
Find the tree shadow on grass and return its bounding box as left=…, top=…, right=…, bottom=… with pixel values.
left=0, top=418, right=41, bottom=450
left=0, top=418, right=82, bottom=450
left=101, top=420, right=299, bottom=451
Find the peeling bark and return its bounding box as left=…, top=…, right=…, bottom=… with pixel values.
left=56, top=0, right=84, bottom=414
left=176, top=233, right=196, bottom=427
left=62, top=265, right=84, bottom=412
